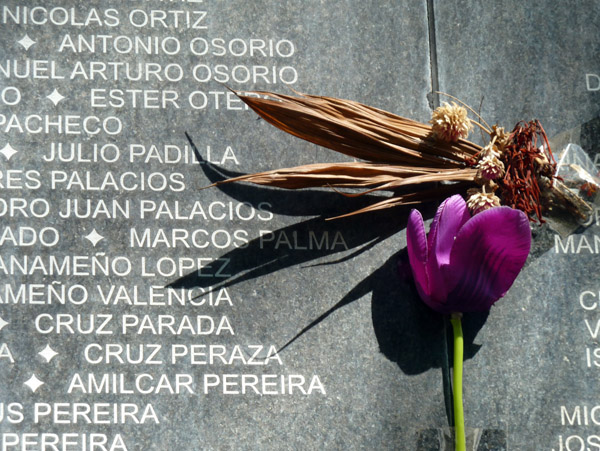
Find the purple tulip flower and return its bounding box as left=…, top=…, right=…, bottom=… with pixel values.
left=406, top=195, right=531, bottom=314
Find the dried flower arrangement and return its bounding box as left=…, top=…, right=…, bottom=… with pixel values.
left=211, top=90, right=593, bottom=223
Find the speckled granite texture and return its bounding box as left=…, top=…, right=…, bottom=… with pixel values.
left=0, top=1, right=598, bottom=449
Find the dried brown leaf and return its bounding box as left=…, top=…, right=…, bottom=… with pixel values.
left=211, top=162, right=477, bottom=193
left=328, top=183, right=476, bottom=219
left=236, top=90, right=481, bottom=167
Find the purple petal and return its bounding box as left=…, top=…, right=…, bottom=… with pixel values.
left=419, top=195, right=470, bottom=310
left=443, top=207, right=531, bottom=312
left=406, top=209, right=429, bottom=297
left=407, top=208, right=447, bottom=311
left=428, top=195, right=471, bottom=267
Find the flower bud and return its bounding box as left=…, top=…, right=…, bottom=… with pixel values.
left=430, top=102, right=473, bottom=142
left=467, top=190, right=501, bottom=215
left=491, top=125, right=511, bottom=150
left=477, top=154, right=505, bottom=180
left=482, top=142, right=502, bottom=159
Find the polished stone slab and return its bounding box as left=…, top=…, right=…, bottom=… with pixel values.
left=434, top=0, right=600, bottom=143
left=434, top=1, right=600, bottom=449
left=0, top=0, right=598, bottom=449
left=0, top=1, right=449, bottom=450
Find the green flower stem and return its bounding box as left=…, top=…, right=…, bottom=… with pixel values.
left=450, top=313, right=466, bottom=451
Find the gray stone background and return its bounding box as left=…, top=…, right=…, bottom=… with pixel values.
left=0, top=1, right=598, bottom=450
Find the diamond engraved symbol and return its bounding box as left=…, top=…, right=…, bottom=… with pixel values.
left=0, top=144, right=18, bottom=160
left=47, top=89, right=65, bottom=105
left=85, top=229, right=104, bottom=246
left=24, top=375, right=44, bottom=392
left=0, top=316, right=7, bottom=331
left=18, top=34, right=36, bottom=50
left=39, top=345, right=58, bottom=363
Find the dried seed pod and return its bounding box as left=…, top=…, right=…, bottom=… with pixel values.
left=467, top=189, right=501, bottom=215
left=430, top=102, right=474, bottom=142
left=477, top=154, right=505, bottom=180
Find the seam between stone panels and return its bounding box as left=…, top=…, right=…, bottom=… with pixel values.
left=426, top=0, right=440, bottom=110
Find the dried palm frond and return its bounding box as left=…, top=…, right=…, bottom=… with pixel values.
left=211, top=162, right=478, bottom=191
left=210, top=90, right=482, bottom=217
left=235, top=91, right=480, bottom=166
left=208, top=90, right=591, bottom=222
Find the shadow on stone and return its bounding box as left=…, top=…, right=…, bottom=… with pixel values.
left=171, top=132, right=413, bottom=292
left=415, top=428, right=506, bottom=450
left=172, top=132, right=491, bottom=377
left=370, top=248, right=486, bottom=375
left=579, top=113, right=600, bottom=157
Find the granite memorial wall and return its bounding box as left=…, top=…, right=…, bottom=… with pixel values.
left=0, top=1, right=599, bottom=449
